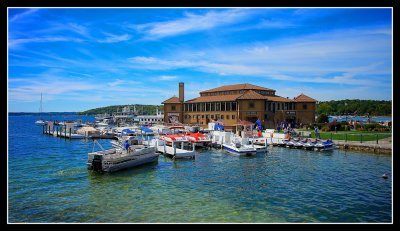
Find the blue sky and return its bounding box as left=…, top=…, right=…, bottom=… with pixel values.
left=8, top=8, right=392, bottom=112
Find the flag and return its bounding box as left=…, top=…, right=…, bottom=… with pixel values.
left=255, top=119, right=262, bottom=130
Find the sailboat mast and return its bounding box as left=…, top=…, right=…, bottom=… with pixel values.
left=40, top=93, right=42, bottom=114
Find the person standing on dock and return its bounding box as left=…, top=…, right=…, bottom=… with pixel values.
left=124, top=140, right=130, bottom=152
left=314, top=126, right=320, bottom=139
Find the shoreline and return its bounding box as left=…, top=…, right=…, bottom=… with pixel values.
left=335, top=141, right=392, bottom=155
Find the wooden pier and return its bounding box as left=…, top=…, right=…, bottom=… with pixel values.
left=42, top=122, right=116, bottom=140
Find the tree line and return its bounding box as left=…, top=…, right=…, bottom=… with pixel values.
left=316, top=100, right=391, bottom=116
left=77, top=104, right=164, bottom=115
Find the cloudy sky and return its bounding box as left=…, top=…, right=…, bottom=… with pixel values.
left=8, top=8, right=392, bottom=112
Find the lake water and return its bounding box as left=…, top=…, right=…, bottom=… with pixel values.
left=8, top=115, right=392, bottom=223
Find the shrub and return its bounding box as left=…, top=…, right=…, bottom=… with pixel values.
left=316, top=114, right=329, bottom=123
left=321, top=126, right=330, bottom=132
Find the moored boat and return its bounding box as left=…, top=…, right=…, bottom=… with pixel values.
left=314, top=139, right=336, bottom=151
left=87, top=141, right=158, bottom=172
left=185, top=132, right=211, bottom=147
left=222, top=141, right=257, bottom=156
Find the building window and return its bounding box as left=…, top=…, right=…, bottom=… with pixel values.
left=226, top=115, right=230, bottom=120
left=206, top=115, right=209, bottom=119
left=277, top=103, right=280, bottom=110
left=211, top=115, right=214, bottom=119
left=232, top=115, right=236, bottom=120
left=249, top=101, right=255, bottom=109
left=232, top=102, right=237, bottom=111
left=211, top=103, right=215, bottom=111
left=303, top=104, right=307, bottom=109
left=226, top=102, right=231, bottom=111
left=202, top=115, right=204, bottom=119
left=216, top=102, right=221, bottom=111
left=221, top=102, right=226, bottom=111
left=221, top=115, right=224, bottom=120
left=171, top=105, right=176, bottom=111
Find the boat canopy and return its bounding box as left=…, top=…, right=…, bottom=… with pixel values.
left=122, top=128, right=135, bottom=133
left=140, top=127, right=153, bottom=133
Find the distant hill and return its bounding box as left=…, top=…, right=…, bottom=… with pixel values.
left=77, top=104, right=164, bottom=115
left=9, top=112, right=77, bottom=116
left=316, top=100, right=391, bottom=116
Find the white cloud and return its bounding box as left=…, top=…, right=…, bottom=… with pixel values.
left=8, top=36, right=84, bottom=48
left=9, top=9, right=39, bottom=22
left=133, top=9, right=251, bottom=39
left=107, top=79, right=126, bottom=87
left=98, top=33, right=131, bottom=43
left=159, top=75, right=177, bottom=80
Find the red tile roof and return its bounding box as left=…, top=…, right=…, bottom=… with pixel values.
left=200, top=83, right=275, bottom=93
left=236, top=90, right=266, bottom=100
left=265, top=95, right=293, bottom=102
left=185, top=94, right=242, bottom=103
left=293, top=94, right=317, bottom=102
left=162, top=96, right=181, bottom=104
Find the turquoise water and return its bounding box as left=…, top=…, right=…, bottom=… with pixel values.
left=8, top=115, right=392, bottom=223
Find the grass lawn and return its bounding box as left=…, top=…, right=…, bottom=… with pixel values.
left=274, top=129, right=391, bottom=142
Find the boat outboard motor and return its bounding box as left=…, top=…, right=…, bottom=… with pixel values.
left=92, top=154, right=103, bottom=172
left=235, top=143, right=241, bottom=148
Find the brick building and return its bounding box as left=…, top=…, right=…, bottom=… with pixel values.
left=162, top=82, right=317, bottom=130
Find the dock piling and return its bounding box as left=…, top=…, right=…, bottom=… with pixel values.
left=69, top=128, right=72, bottom=138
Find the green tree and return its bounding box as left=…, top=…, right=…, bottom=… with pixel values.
left=317, top=113, right=329, bottom=123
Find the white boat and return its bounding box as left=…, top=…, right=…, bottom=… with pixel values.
left=248, top=137, right=268, bottom=153
left=303, top=139, right=318, bottom=150
left=35, top=93, right=47, bottom=126
left=293, top=139, right=308, bottom=148
left=286, top=138, right=298, bottom=148
left=87, top=140, right=159, bottom=172
left=222, top=136, right=257, bottom=156
left=35, top=119, right=47, bottom=126
left=184, top=132, right=211, bottom=147
left=154, top=135, right=195, bottom=159
left=314, top=140, right=336, bottom=151
left=222, top=142, right=257, bottom=156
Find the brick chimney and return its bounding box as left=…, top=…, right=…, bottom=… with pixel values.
left=179, top=82, right=184, bottom=102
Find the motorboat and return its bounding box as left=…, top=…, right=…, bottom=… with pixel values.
left=293, top=138, right=308, bottom=149
left=222, top=142, right=257, bottom=156
left=314, top=139, right=336, bottom=151
left=222, top=137, right=257, bottom=156
left=286, top=138, right=299, bottom=148
left=184, top=132, right=211, bottom=147
left=87, top=140, right=158, bottom=172
left=303, top=139, right=319, bottom=150
left=154, top=135, right=195, bottom=159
